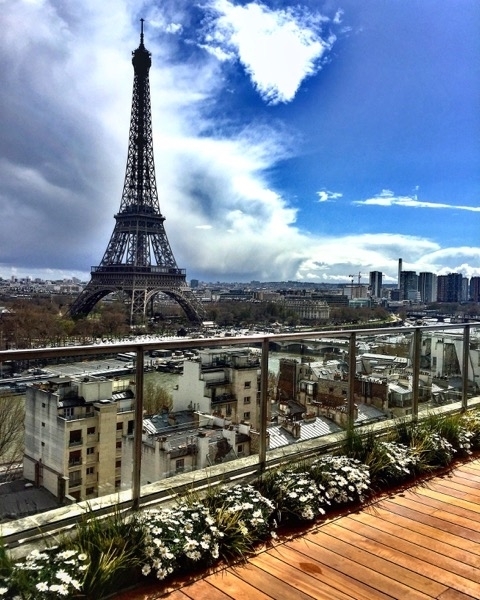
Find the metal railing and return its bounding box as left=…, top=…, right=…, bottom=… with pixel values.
left=1, top=321, right=479, bottom=548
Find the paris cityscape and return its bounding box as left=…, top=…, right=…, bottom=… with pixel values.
left=0, top=2, right=479, bottom=597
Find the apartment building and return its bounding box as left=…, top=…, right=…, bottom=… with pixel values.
left=23, top=375, right=135, bottom=502
left=121, top=413, right=259, bottom=484
left=171, top=348, right=267, bottom=429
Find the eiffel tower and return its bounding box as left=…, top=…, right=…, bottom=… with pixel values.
left=69, top=21, right=204, bottom=325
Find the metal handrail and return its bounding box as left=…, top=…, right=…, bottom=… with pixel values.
left=0, top=321, right=478, bottom=532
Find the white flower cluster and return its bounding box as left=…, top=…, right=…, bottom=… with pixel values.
left=377, top=441, right=419, bottom=480
left=0, top=547, right=88, bottom=599
left=137, top=502, right=222, bottom=580
left=274, top=470, right=329, bottom=521
left=212, top=484, right=275, bottom=538
left=456, top=426, right=474, bottom=454
left=311, top=455, right=371, bottom=504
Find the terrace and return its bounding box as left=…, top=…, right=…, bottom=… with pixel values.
left=0, top=322, right=479, bottom=597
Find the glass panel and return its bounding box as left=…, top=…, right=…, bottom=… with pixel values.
left=138, top=341, right=262, bottom=492
left=419, top=325, right=464, bottom=412
left=267, top=334, right=352, bottom=448
left=468, top=324, right=480, bottom=406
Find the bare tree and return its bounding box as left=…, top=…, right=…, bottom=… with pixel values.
left=143, top=380, right=173, bottom=415
left=0, top=393, right=24, bottom=480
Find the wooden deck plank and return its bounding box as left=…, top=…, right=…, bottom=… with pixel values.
left=366, top=501, right=480, bottom=555
left=228, top=562, right=320, bottom=600
left=419, top=484, right=480, bottom=511
left=286, top=535, right=432, bottom=599
left=335, top=516, right=480, bottom=597
left=346, top=510, right=480, bottom=572
left=251, top=551, right=358, bottom=600
left=378, top=497, right=480, bottom=545
left=437, top=589, right=480, bottom=600
left=180, top=579, right=233, bottom=600
left=201, top=568, right=275, bottom=600
left=432, top=477, right=480, bottom=498
left=305, top=526, right=446, bottom=598
left=385, top=493, right=480, bottom=540
left=399, top=487, right=480, bottom=524
left=266, top=543, right=394, bottom=600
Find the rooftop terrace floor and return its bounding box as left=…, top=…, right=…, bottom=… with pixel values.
left=116, top=456, right=480, bottom=599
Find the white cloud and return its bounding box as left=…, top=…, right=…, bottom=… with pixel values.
left=0, top=1, right=479, bottom=288
left=354, top=190, right=480, bottom=212
left=317, top=189, right=343, bottom=202
left=200, top=0, right=335, bottom=104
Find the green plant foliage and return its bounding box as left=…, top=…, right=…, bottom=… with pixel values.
left=62, top=505, right=144, bottom=599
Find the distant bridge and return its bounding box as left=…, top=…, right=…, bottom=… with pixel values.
left=269, top=338, right=350, bottom=355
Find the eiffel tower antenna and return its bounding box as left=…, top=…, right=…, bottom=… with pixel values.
left=69, top=21, right=204, bottom=325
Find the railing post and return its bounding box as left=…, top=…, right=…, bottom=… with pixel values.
left=259, top=336, right=269, bottom=470
left=132, top=346, right=145, bottom=510
left=412, top=327, right=421, bottom=418
left=462, top=324, right=470, bottom=411
left=348, top=331, right=356, bottom=428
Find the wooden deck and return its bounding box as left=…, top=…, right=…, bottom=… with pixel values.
left=115, top=458, right=480, bottom=600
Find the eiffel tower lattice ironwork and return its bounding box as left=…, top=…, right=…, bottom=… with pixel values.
left=69, top=22, right=204, bottom=325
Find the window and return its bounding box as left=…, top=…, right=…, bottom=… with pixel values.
left=69, top=471, right=81, bottom=486
left=175, top=458, right=185, bottom=472
left=116, top=422, right=123, bottom=431
left=243, top=396, right=251, bottom=404
left=41, top=422, right=45, bottom=427
left=87, top=426, right=96, bottom=435
left=86, top=467, right=94, bottom=475
left=115, top=480, right=121, bottom=489
left=86, top=487, right=95, bottom=496
left=237, top=444, right=244, bottom=454
left=244, top=381, right=251, bottom=389
left=42, top=403, right=46, bottom=408
left=69, top=450, right=81, bottom=466
left=86, top=447, right=95, bottom=455
left=243, top=412, right=250, bottom=420
left=115, top=460, right=122, bottom=469
left=69, top=430, right=82, bottom=445
left=64, top=407, right=74, bottom=418
left=116, top=441, right=122, bottom=449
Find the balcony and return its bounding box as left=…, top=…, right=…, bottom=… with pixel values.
left=68, top=438, right=83, bottom=447
left=1, top=322, right=479, bottom=557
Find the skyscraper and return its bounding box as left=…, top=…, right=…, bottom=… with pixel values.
left=369, top=271, right=383, bottom=298
left=437, top=273, right=463, bottom=303
left=400, top=271, right=418, bottom=301
left=419, top=272, right=437, bottom=303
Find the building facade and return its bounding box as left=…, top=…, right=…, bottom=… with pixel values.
left=437, top=273, right=463, bottom=303
left=400, top=271, right=419, bottom=301
left=470, top=277, right=480, bottom=302
left=171, top=348, right=266, bottom=429
left=369, top=271, right=383, bottom=299
left=24, top=376, right=135, bottom=502
left=418, top=272, right=438, bottom=303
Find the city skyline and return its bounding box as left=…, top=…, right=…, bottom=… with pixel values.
left=1, top=1, right=479, bottom=284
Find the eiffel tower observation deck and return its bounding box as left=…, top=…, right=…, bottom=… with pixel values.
left=69, top=21, right=204, bottom=325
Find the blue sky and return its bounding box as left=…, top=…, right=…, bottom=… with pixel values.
left=0, top=0, right=479, bottom=285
